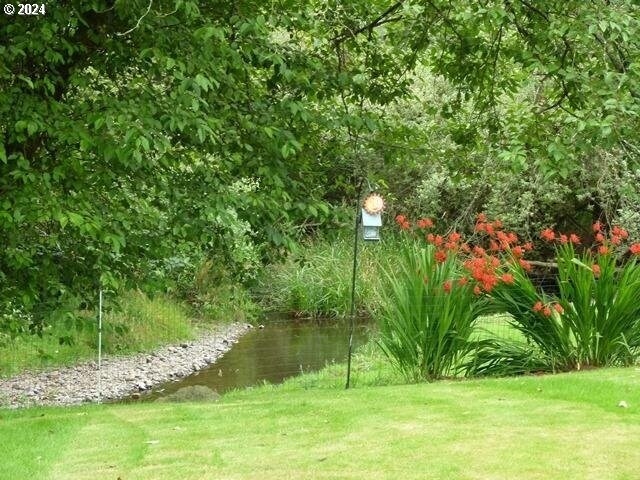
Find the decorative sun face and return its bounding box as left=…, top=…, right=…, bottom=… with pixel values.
left=363, top=193, right=385, bottom=215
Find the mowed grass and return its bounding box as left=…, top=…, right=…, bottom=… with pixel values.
left=1, top=367, right=639, bottom=480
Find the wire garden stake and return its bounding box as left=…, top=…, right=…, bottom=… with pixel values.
left=98, top=288, right=103, bottom=400
left=345, top=199, right=360, bottom=390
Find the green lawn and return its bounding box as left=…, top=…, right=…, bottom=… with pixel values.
left=1, top=367, right=639, bottom=479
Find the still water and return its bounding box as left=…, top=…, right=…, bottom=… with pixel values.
left=136, top=317, right=371, bottom=401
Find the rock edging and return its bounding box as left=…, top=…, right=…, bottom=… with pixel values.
left=0, top=322, right=251, bottom=408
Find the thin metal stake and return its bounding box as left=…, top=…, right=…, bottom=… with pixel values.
left=98, top=288, right=103, bottom=400
left=346, top=197, right=360, bottom=390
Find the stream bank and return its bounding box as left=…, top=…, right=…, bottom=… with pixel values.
left=0, top=322, right=250, bottom=408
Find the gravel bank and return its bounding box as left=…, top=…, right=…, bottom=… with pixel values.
left=0, top=322, right=251, bottom=408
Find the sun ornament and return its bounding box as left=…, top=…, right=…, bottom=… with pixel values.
left=362, top=193, right=385, bottom=215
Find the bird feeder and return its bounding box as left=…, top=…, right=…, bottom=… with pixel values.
left=361, top=193, right=385, bottom=241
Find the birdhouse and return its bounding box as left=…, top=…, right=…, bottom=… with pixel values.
left=361, top=193, right=385, bottom=241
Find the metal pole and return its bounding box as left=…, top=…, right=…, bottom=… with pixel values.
left=98, top=288, right=103, bottom=400
left=345, top=195, right=360, bottom=390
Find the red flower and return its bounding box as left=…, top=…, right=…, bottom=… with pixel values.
left=598, top=245, right=609, bottom=255
left=493, top=219, right=503, bottom=229
left=611, top=235, right=622, bottom=246
left=433, top=235, right=444, bottom=247
left=400, top=220, right=410, bottom=230
left=489, top=240, right=500, bottom=251
left=540, top=228, right=555, bottom=241
left=448, top=232, right=461, bottom=243
left=395, top=214, right=406, bottom=224
left=461, top=243, right=471, bottom=253
left=613, top=226, right=629, bottom=240
left=523, top=242, right=534, bottom=251
left=569, top=233, right=581, bottom=245
left=477, top=213, right=487, bottom=222
left=458, top=277, right=469, bottom=286
left=485, top=224, right=495, bottom=236
left=595, top=233, right=605, bottom=243
left=511, top=246, right=524, bottom=257
left=444, top=241, right=458, bottom=251
left=435, top=250, right=448, bottom=263
left=427, top=233, right=435, bottom=243
left=553, top=303, right=564, bottom=314
left=472, top=246, right=486, bottom=257
left=519, top=259, right=532, bottom=271
left=443, top=281, right=452, bottom=293
left=592, top=264, right=601, bottom=277
left=630, top=243, right=640, bottom=255
left=542, top=307, right=552, bottom=317
left=559, top=234, right=568, bottom=244
left=417, top=218, right=434, bottom=229
left=592, top=221, right=602, bottom=232
left=533, top=301, right=543, bottom=312
left=501, top=273, right=515, bottom=284
left=473, top=285, right=482, bottom=296
left=475, top=222, right=486, bottom=233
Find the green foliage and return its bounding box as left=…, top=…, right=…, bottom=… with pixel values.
left=376, top=242, right=489, bottom=381
left=255, top=234, right=387, bottom=317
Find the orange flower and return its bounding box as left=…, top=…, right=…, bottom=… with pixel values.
left=458, top=277, right=469, bottom=286
left=501, top=273, right=514, bottom=284
left=533, top=301, right=543, bottom=312
left=559, top=234, right=568, bottom=244
left=400, top=220, right=410, bottom=230
left=542, top=307, right=552, bottom=317
left=434, top=235, right=444, bottom=247
left=473, top=285, right=482, bottom=296
left=472, top=246, right=486, bottom=257
left=475, top=222, right=486, bottom=233
left=592, top=221, right=602, bottom=232
left=569, top=233, right=581, bottom=244
left=523, top=242, right=534, bottom=251
left=477, top=213, right=487, bottom=222
left=592, top=264, right=601, bottom=277
left=540, top=228, right=555, bottom=241
left=553, top=303, right=564, bottom=314
left=443, top=281, right=452, bottom=293
left=395, top=214, right=406, bottom=224
left=630, top=243, right=640, bottom=255
left=611, top=235, right=622, bottom=246
left=435, top=250, right=448, bottom=263
left=448, top=232, right=461, bottom=243
left=427, top=233, right=435, bottom=243
left=485, top=224, right=495, bottom=236
left=612, top=225, right=628, bottom=239
left=595, top=233, right=605, bottom=243
left=493, top=219, right=503, bottom=229
left=417, top=218, right=434, bottom=229
left=598, top=245, right=609, bottom=255
left=511, top=246, right=524, bottom=257
left=519, top=259, right=532, bottom=271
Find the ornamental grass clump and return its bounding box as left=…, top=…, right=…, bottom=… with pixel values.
left=476, top=221, right=640, bottom=374
left=377, top=216, right=503, bottom=382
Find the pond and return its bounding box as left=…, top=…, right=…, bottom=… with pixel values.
left=132, top=316, right=371, bottom=402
